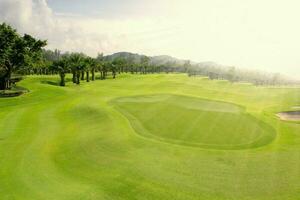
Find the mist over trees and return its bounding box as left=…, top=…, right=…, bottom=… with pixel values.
left=103, top=52, right=299, bottom=86
left=1, top=23, right=299, bottom=92
left=186, top=62, right=297, bottom=85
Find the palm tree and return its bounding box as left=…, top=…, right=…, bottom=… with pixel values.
left=90, top=58, right=97, bottom=81
left=68, top=53, right=85, bottom=84
left=100, top=61, right=109, bottom=80
left=85, top=57, right=96, bottom=82
left=51, top=57, right=69, bottom=86
left=110, top=62, right=117, bottom=79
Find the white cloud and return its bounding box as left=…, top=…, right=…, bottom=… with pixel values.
left=0, top=0, right=178, bottom=57
left=0, top=0, right=127, bottom=56
left=0, top=0, right=33, bottom=29
left=0, top=0, right=300, bottom=78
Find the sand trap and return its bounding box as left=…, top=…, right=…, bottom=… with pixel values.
left=277, top=111, right=300, bottom=121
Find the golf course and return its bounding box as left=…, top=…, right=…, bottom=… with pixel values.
left=0, top=74, right=299, bottom=200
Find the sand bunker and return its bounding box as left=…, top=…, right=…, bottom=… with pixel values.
left=277, top=111, right=300, bottom=121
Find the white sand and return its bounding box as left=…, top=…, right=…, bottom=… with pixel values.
left=277, top=111, right=300, bottom=121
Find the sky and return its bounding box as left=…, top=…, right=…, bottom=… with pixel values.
left=0, top=0, right=300, bottom=78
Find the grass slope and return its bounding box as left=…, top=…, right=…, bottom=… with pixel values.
left=0, top=74, right=299, bottom=200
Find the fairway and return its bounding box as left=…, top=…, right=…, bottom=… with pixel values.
left=0, top=74, right=300, bottom=200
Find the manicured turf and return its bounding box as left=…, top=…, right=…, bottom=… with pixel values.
left=0, top=74, right=299, bottom=200
left=112, top=94, right=275, bottom=149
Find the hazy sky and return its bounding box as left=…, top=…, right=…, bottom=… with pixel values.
left=1, top=0, right=300, bottom=78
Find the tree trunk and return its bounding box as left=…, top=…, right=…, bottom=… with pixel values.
left=59, top=73, right=65, bottom=86
left=86, top=71, right=90, bottom=82
left=81, top=71, right=85, bottom=80
left=7, top=78, right=11, bottom=89
left=0, top=77, right=6, bottom=90
left=76, top=72, right=81, bottom=85
left=92, top=69, right=95, bottom=81
left=1, top=69, right=12, bottom=90
left=72, top=71, right=76, bottom=83
left=101, top=71, right=106, bottom=80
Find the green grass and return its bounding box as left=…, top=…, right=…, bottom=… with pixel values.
left=0, top=74, right=299, bottom=200
left=112, top=94, right=275, bottom=149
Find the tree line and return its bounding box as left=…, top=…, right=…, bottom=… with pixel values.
left=186, top=62, right=299, bottom=86
left=1, top=23, right=299, bottom=90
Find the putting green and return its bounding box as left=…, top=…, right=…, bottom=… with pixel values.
left=112, top=94, right=275, bottom=149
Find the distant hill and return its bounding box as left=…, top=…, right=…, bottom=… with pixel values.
left=150, top=55, right=183, bottom=65
left=104, top=52, right=143, bottom=63
left=105, top=52, right=186, bottom=66
left=104, top=52, right=223, bottom=68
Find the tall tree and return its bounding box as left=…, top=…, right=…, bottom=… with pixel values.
left=84, top=57, right=96, bottom=82
left=96, top=53, right=106, bottom=79
left=68, top=53, right=85, bottom=84
left=0, top=23, right=46, bottom=90
left=109, top=62, right=117, bottom=79
left=112, top=57, right=126, bottom=74
left=87, top=57, right=97, bottom=81
left=51, top=56, right=69, bottom=86
left=140, top=56, right=150, bottom=74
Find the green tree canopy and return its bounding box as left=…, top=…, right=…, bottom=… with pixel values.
left=0, top=23, right=46, bottom=90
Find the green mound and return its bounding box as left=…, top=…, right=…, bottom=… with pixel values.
left=112, top=94, right=275, bottom=149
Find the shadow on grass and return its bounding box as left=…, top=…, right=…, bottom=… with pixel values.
left=0, top=91, right=23, bottom=98
left=41, top=80, right=60, bottom=86
left=0, top=86, right=29, bottom=98
left=40, top=78, right=73, bottom=87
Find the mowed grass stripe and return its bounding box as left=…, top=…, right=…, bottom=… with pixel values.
left=0, top=74, right=299, bottom=199
left=17, top=103, right=95, bottom=199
